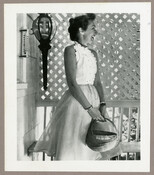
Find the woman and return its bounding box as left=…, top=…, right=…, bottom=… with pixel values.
left=34, top=14, right=109, bottom=160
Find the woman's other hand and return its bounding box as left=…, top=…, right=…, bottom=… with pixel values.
left=87, top=107, right=105, bottom=121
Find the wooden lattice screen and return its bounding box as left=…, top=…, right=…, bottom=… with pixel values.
left=38, top=13, right=140, bottom=102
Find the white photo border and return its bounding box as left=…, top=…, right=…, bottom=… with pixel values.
left=4, top=2, right=151, bottom=172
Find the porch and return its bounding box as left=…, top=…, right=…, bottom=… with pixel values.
left=17, top=13, right=140, bottom=161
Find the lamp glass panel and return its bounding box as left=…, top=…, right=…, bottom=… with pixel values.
left=39, top=17, right=52, bottom=40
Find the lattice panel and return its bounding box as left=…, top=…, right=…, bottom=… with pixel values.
left=38, top=13, right=140, bottom=101
left=94, top=14, right=140, bottom=100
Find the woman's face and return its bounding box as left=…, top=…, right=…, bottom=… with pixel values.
left=83, top=20, right=97, bottom=44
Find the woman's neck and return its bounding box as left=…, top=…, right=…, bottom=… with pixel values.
left=77, top=39, right=88, bottom=48
left=77, top=41, right=88, bottom=47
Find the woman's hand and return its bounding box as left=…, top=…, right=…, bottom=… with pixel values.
left=87, top=107, right=105, bottom=121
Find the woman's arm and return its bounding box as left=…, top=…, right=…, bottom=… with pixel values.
left=91, top=50, right=106, bottom=116
left=64, top=45, right=104, bottom=120
left=64, top=45, right=91, bottom=109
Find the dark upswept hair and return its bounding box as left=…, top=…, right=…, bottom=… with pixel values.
left=68, top=13, right=96, bottom=41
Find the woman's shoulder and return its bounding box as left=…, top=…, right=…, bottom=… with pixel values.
left=64, top=44, right=76, bottom=58
left=65, top=44, right=75, bottom=52
left=89, top=48, right=97, bottom=55
left=89, top=48, right=98, bottom=59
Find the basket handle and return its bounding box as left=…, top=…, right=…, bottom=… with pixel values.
left=91, top=117, right=118, bottom=134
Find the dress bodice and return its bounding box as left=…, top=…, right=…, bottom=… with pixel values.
left=74, top=42, right=97, bottom=85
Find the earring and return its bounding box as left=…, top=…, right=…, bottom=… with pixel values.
left=79, top=28, right=84, bottom=35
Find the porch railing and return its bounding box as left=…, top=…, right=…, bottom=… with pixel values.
left=28, top=100, right=140, bottom=161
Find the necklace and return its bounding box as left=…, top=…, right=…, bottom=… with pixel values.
left=76, top=41, right=88, bottom=48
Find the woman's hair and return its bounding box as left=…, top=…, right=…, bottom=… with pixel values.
left=68, top=13, right=96, bottom=41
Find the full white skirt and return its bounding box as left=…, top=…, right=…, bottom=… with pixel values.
left=34, top=85, right=103, bottom=160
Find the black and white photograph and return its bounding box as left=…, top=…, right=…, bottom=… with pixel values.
left=4, top=2, right=151, bottom=172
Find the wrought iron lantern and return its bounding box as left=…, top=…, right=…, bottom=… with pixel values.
left=32, top=13, right=56, bottom=90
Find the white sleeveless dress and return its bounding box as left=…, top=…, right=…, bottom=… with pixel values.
left=34, top=42, right=121, bottom=160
